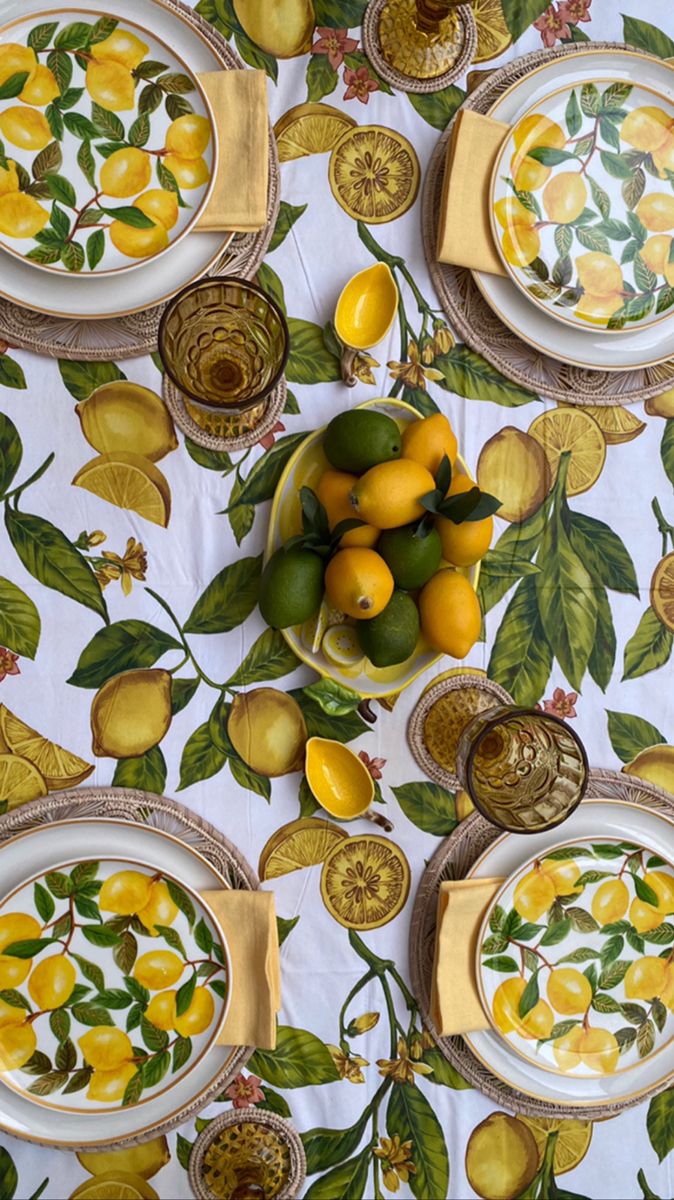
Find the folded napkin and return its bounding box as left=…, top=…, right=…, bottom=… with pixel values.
left=197, top=69, right=269, bottom=233
left=203, top=889, right=280, bottom=1050
left=431, top=877, right=504, bottom=1037
left=437, top=109, right=509, bottom=276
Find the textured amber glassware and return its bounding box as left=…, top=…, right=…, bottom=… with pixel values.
left=378, top=0, right=466, bottom=81
left=455, top=705, right=589, bottom=834
left=158, top=276, right=289, bottom=415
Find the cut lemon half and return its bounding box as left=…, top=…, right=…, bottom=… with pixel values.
left=1, top=706, right=93, bottom=789
left=651, top=552, right=674, bottom=632
left=258, top=817, right=347, bottom=880
left=0, top=753, right=47, bottom=809
left=527, top=408, right=606, bottom=496
left=473, top=0, right=512, bottom=62
left=561, top=403, right=645, bottom=445
left=320, top=834, right=410, bottom=929
left=322, top=624, right=364, bottom=668
left=274, top=102, right=356, bottom=162
left=519, top=1117, right=592, bottom=1175
left=301, top=598, right=346, bottom=656
left=72, top=453, right=171, bottom=527
left=70, top=1172, right=159, bottom=1200
left=329, top=125, right=420, bottom=224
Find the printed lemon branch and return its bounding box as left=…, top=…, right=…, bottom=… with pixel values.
left=146, top=587, right=229, bottom=693
left=652, top=497, right=674, bottom=558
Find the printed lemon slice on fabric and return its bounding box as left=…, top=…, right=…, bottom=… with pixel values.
left=0, top=753, right=46, bottom=808
left=77, top=1136, right=169, bottom=1180
left=258, top=817, right=347, bottom=880
left=274, top=102, right=357, bottom=161
left=320, top=834, right=410, bottom=929
left=472, top=0, right=512, bottom=62
left=527, top=408, right=606, bottom=496
left=561, top=403, right=645, bottom=445
left=519, top=1117, right=592, bottom=1175
left=0, top=705, right=93, bottom=789
left=69, top=1172, right=159, bottom=1200
left=72, top=453, right=171, bottom=527
left=651, top=552, right=674, bottom=632
left=329, top=125, right=420, bottom=224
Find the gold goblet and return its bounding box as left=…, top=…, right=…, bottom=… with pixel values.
left=364, top=0, right=476, bottom=92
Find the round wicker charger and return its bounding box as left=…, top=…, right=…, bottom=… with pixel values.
left=189, top=1108, right=306, bottom=1200
left=0, top=0, right=281, bottom=362
left=407, top=671, right=513, bottom=789
left=423, top=43, right=674, bottom=405
left=409, top=767, right=674, bottom=1118
left=0, top=787, right=258, bottom=1151
left=164, top=375, right=287, bottom=452
left=363, top=0, right=476, bottom=94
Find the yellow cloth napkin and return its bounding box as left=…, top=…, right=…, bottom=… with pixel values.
left=431, top=877, right=504, bottom=1037
left=436, top=109, right=509, bottom=276
left=202, top=889, right=280, bottom=1050
left=197, top=69, right=269, bottom=233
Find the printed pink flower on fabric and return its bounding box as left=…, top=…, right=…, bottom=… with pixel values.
left=543, top=687, right=578, bottom=719
left=259, top=421, right=285, bottom=450
left=359, top=751, right=386, bottom=781
left=533, top=4, right=571, bottom=46
left=312, top=27, right=358, bottom=71
left=224, top=1073, right=265, bottom=1108
left=558, top=0, right=592, bottom=23
left=0, top=649, right=19, bottom=683
left=343, top=65, right=379, bottom=105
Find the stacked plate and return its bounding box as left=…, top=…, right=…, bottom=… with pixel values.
left=0, top=816, right=234, bottom=1148
left=465, top=798, right=674, bottom=1110
left=0, top=0, right=231, bottom=325
left=476, top=48, right=674, bottom=373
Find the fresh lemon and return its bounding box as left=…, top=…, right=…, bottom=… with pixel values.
left=134, top=949, right=184, bottom=990
left=519, top=1117, right=592, bottom=1176
left=163, top=154, right=209, bottom=189
left=301, top=598, right=345, bottom=655
left=258, top=817, right=347, bottom=880
left=99, top=870, right=152, bottom=916
left=349, top=459, right=435, bottom=529
left=401, top=413, right=457, bottom=476
left=0, top=45, right=37, bottom=90
left=79, top=1027, right=134, bottom=1071
left=324, top=547, right=394, bottom=619
left=274, top=101, right=356, bottom=162
left=320, top=834, right=410, bottom=929
left=165, top=114, right=211, bottom=159
left=100, top=148, right=151, bottom=199
left=72, top=452, right=171, bottom=526
left=28, top=955, right=76, bottom=1009
left=0, top=705, right=93, bottom=789
left=329, top=125, right=420, bottom=224
left=321, top=624, right=364, bottom=668
left=110, top=219, right=169, bottom=260
left=227, top=689, right=307, bottom=777
left=20, top=65, right=59, bottom=107
left=0, top=753, right=46, bottom=808
left=436, top=474, right=494, bottom=567
left=77, top=1137, right=170, bottom=1181
left=90, top=668, right=172, bottom=759
left=174, top=986, right=214, bottom=1037
left=0, top=193, right=49, bottom=238
left=86, top=61, right=135, bottom=112
left=650, top=553, right=674, bottom=632
left=136, top=882, right=178, bottom=937
left=315, top=470, right=379, bottom=548
left=70, top=1173, right=158, bottom=1200
left=133, top=190, right=179, bottom=232
left=0, top=106, right=50, bottom=152
left=90, top=30, right=149, bottom=69
left=418, top=569, right=481, bottom=658
left=528, top=408, right=606, bottom=496
left=75, top=382, right=178, bottom=463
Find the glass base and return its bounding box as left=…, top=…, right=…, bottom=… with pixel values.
left=378, top=0, right=463, bottom=80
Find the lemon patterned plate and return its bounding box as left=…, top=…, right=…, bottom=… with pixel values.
left=476, top=836, right=674, bottom=1082
left=266, top=398, right=479, bottom=701
left=490, top=79, right=674, bottom=334
left=0, top=855, right=230, bottom=1114
left=0, top=8, right=217, bottom=276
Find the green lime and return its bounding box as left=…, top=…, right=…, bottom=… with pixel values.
left=259, top=547, right=324, bottom=629
left=357, top=590, right=420, bottom=667
left=324, top=410, right=401, bottom=473
left=377, top=523, right=442, bottom=589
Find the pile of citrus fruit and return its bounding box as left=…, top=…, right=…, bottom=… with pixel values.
left=260, top=408, right=499, bottom=672
left=0, top=702, right=92, bottom=807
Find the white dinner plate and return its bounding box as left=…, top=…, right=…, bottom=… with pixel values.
left=475, top=49, right=674, bottom=371
left=463, top=798, right=674, bottom=1107
left=0, top=817, right=236, bottom=1147
left=0, top=0, right=232, bottom=319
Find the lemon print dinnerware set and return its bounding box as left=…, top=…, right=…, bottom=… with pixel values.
left=262, top=398, right=501, bottom=699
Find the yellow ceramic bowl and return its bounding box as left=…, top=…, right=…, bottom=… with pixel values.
left=265, top=398, right=480, bottom=699
left=334, top=263, right=398, bottom=351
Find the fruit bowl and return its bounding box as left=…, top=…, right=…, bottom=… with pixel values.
left=265, top=398, right=480, bottom=699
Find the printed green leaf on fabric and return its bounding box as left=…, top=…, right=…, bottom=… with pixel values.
left=606, top=711, right=666, bottom=765
left=623, top=607, right=673, bottom=681
left=408, top=85, right=466, bottom=131
left=392, top=781, right=456, bottom=836
left=5, top=509, right=107, bottom=621
left=0, top=577, right=40, bottom=659
left=68, top=620, right=180, bottom=687
left=435, top=344, right=538, bottom=406
left=387, top=1080, right=450, bottom=1200
left=57, top=359, right=125, bottom=402
left=269, top=202, right=307, bottom=252
left=249, top=1026, right=340, bottom=1088
left=286, top=319, right=341, bottom=385
left=184, top=554, right=262, bottom=635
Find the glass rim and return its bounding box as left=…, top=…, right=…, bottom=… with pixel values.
left=461, top=705, right=590, bottom=834
left=157, top=274, right=290, bottom=413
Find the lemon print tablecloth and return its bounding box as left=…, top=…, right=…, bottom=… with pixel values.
left=3, top=2, right=674, bottom=1198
